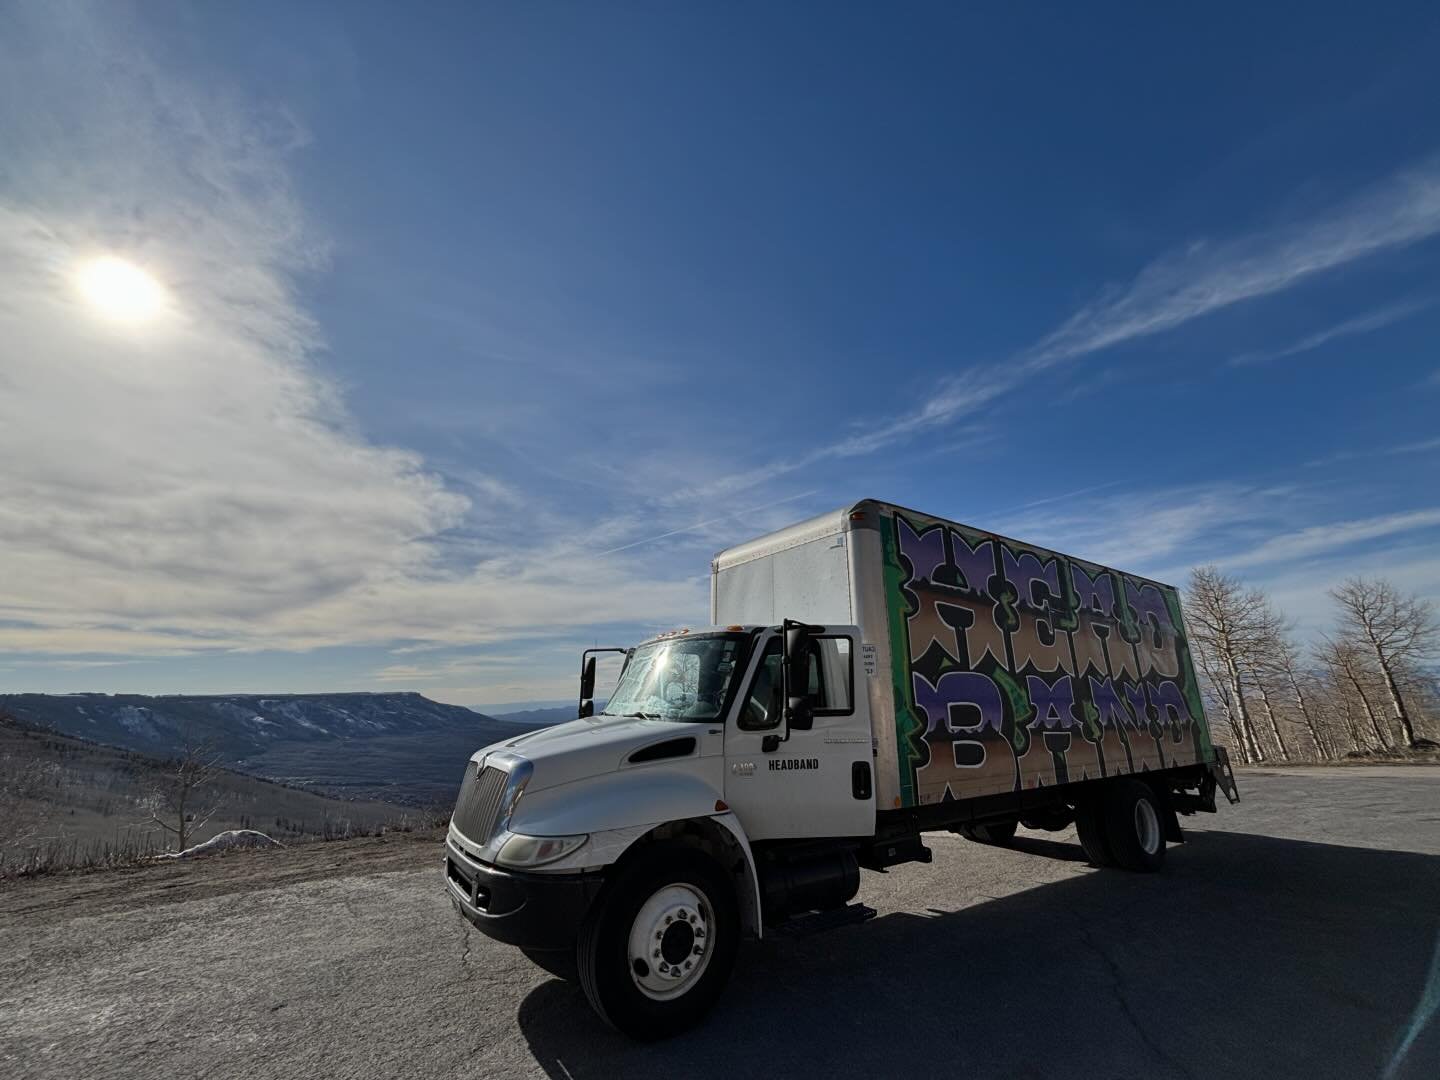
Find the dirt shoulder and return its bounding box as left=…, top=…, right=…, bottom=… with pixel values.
left=0, top=827, right=445, bottom=924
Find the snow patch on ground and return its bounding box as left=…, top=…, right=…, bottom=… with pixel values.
left=154, top=830, right=285, bottom=861
left=114, top=705, right=162, bottom=740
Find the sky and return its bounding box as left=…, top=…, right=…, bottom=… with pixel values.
left=2, top=1, right=1439, bottom=710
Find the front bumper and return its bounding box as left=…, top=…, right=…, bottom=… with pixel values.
left=444, top=836, right=605, bottom=951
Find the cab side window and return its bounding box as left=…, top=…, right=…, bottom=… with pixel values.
left=737, top=636, right=852, bottom=729
left=809, top=636, right=853, bottom=714
left=738, top=642, right=783, bottom=731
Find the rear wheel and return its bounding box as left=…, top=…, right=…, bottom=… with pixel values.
left=959, top=819, right=1018, bottom=846
left=1101, top=779, right=1167, bottom=872
left=577, top=845, right=739, bottom=1039
left=1074, top=798, right=1114, bottom=867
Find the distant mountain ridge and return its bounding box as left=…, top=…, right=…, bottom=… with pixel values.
left=489, top=702, right=602, bottom=727
left=0, top=692, right=548, bottom=805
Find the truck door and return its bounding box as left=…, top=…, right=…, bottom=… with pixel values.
left=723, top=626, right=876, bottom=840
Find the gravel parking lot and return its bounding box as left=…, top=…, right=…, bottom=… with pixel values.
left=3, top=766, right=1438, bottom=1080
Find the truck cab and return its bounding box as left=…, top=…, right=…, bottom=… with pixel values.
left=444, top=621, right=875, bottom=1037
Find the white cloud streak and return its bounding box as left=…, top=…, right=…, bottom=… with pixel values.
left=1305, top=436, right=1440, bottom=468
left=700, top=157, right=1440, bottom=497
left=1215, top=508, right=1440, bottom=570
left=1229, top=297, right=1434, bottom=366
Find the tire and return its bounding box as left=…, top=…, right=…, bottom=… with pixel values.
left=1100, top=779, right=1167, bottom=872
left=522, top=947, right=578, bottom=982
left=577, top=844, right=739, bottom=1040
left=961, top=820, right=1018, bottom=846
left=1074, top=798, right=1114, bottom=867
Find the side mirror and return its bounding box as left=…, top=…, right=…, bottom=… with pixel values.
left=578, top=655, right=597, bottom=718
left=578, top=646, right=630, bottom=720
left=782, top=620, right=816, bottom=730
left=580, top=655, right=597, bottom=702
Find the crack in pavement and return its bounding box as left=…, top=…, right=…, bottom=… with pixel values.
left=457, top=922, right=475, bottom=983
left=1072, top=916, right=1201, bottom=1080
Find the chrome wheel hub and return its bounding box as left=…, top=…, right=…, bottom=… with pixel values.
left=1134, top=798, right=1161, bottom=854
left=627, top=883, right=713, bottom=1000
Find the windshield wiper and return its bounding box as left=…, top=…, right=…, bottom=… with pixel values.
left=620, top=710, right=660, bottom=720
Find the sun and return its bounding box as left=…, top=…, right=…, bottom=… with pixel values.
left=75, top=256, right=167, bottom=323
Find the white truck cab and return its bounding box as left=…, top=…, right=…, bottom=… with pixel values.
left=444, top=501, right=1237, bottom=1038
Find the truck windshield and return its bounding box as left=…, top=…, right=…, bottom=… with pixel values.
left=602, top=634, right=747, bottom=722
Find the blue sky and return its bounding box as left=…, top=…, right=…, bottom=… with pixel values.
left=1, top=1, right=1438, bottom=708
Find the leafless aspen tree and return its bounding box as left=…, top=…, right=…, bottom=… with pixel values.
left=1318, top=637, right=1391, bottom=750
left=1185, top=567, right=1270, bottom=763
left=1192, top=645, right=1250, bottom=762
left=1269, top=631, right=1332, bottom=759
left=142, top=732, right=223, bottom=852
left=1330, top=578, right=1439, bottom=750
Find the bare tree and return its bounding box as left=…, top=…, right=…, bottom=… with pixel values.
left=1248, top=603, right=1295, bottom=761
left=1269, top=632, right=1331, bottom=759
left=1318, top=637, right=1390, bottom=750
left=1193, top=644, right=1251, bottom=762
left=1330, top=578, right=1439, bottom=750
left=1185, top=567, right=1270, bottom=763
left=142, top=733, right=224, bottom=852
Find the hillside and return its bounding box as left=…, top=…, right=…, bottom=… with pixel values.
left=0, top=692, right=546, bottom=804
left=0, top=715, right=422, bottom=877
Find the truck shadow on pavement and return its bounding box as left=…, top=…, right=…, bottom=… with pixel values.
left=515, top=831, right=1440, bottom=1080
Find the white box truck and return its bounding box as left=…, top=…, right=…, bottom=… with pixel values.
left=444, top=500, right=1238, bottom=1038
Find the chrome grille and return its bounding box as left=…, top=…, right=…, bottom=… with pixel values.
left=451, top=763, right=509, bottom=844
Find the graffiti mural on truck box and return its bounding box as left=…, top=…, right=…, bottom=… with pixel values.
left=880, top=509, right=1210, bottom=807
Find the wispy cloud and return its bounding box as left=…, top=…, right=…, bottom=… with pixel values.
left=1216, top=508, right=1440, bottom=569
left=1024, top=162, right=1440, bottom=368
left=993, top=484, right=1298, bottom=575
left=703, top=157, right=1440, bottom=493
left=594, top=490, right=818, bottom=557
left=0, top=6, right=712, bottom=660
left=1229, top=297, right=1433, bottom=366
left=1305, top=436, right=1440, bottom=468
left=996, top=485, right=1440, bottom=631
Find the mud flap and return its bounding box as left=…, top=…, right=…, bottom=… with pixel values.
left=1163, top=805, right=1185, bottom=844
left=1209, top=746, right=1240, bottom=805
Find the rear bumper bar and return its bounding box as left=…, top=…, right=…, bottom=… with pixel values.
left=444, top=837, right=604, bottom=951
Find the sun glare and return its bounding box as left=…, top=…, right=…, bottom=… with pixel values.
left=75, top=256, right=167, bottom=323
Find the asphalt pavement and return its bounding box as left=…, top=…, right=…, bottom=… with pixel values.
left=3, top=766, right=1438, bottom=1080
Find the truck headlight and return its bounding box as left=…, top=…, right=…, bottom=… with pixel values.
left=496, top=832, right=589, bottom=868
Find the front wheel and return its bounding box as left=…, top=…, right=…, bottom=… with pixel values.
left=577, top=845, right=739, bottom=1039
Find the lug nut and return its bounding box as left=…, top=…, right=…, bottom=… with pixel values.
left=659, top=962, right=669, bottom=973
left=693, top=945, right=703, bottom=955
left=664, top=915, right=672, bottom=924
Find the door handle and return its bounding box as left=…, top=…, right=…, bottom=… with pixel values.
left=851, top=761, right=872, bottom=800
